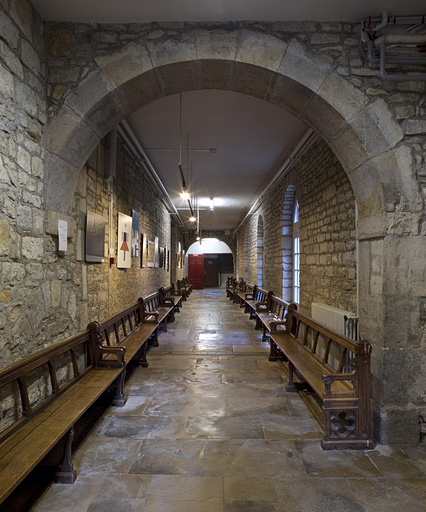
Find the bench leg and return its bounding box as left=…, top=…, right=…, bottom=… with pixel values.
left=244, top=303, right=250, bottom=313
left=138, top=341, right=149, bottom=368
left=113, top=371, right=127, bottom=406
left=286, top=362, right=297, bottom=392
left=262, top=326, right=269, bottom=342
left=54, top=427, right=77, bottom=484
left=169, top=308, right=176, bottom=323
left=255, top=316, right=262, bottom=330
left=268, top=340, right=285, bottom=362
left=163, top=317, right=168, bottom=332
left=151, top=327, right=159, bottom=347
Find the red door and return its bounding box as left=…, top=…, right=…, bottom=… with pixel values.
left=188, top=254, right=204, bottom=289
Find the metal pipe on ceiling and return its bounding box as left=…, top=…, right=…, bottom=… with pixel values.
left=117, top=120, right=186, bottom=229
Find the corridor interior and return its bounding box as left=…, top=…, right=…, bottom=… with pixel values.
left=32, top=289, right=426, bottom=512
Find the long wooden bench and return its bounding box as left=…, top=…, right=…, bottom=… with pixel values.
left=254, top=295, right=297, bottom=357
left=233, top=281, right=251, bottom=308
left=141, top=289, right=176, bottom=343
left=176, top=279, right=191, bottom=301
left=270, top=309, right=375, bottom=450
left=0, top=328, right=124, bottom=504
left=164, top=284, right=183, bottom=313
left=244, top=286, right=270, bottom=321
left=0, top=287, right=177, bottom=505
left=181, top=277, right=192, bottom=296
left=226, top=276, right=234, bottom=298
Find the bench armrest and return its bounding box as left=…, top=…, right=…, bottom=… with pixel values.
left=144, top=311, right=159, bottom=323
left=255, top=301, right=267, bottom=312
left=95, top=345, right=126, bottom=368
left=269, top=320, right=287, bottom=332
left=323, top=371, right=356, bottom=398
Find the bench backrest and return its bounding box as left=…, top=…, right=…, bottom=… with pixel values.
left=286, top=309, right=371, bottom=374
left=143, top=291, right=161, bottom=312
left=0, top=330, right=92, bottom=443
left=253, top=286, right=269, bottom=304
left=268, top=295, right=295, bottom=321
left=94, top=303, right=143, bottom=347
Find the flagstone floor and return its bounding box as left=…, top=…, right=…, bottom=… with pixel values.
left=32, top=288, right=426, bottom=512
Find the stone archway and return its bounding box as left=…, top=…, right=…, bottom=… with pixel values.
left=41, top=28, right=426, bottom=444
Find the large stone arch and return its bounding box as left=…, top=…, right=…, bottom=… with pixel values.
left=42, top=31, right=422, bottom=225
left=41, top=29, right=426, bottom=444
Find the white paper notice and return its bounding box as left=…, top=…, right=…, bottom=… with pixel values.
left=58, top=220, right=67, bottom=251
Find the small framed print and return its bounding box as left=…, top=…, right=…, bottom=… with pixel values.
left=147, top=240, right=155, bottom=268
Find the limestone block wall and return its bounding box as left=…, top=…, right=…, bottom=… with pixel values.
left=77, top=136, right=172, bottom=323
left=0, top=0, right=49, bottom=367
left=236, top=136, right=357, bottom=316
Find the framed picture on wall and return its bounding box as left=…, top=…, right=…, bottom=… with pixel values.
left=86, top=211, right=106, bottom=263
left=154, top=236, right=159, bottom=268
left=131, top=209, right=139, bottom=258
left=117, top=212, right=132, bottom=268
left=159, top=247, right=165, bottom=268
left=177, top=242, right=181, bottom=268
left=141, top=233, right=147, bottom=267
left=147, top=240, right=155, bottom=268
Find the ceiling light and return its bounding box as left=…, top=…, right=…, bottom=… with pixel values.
left=189, top=216, right=196, bottom=222
left=196, top=236, right=200, bottom=241
left=181, top=191, right=190, bottom=201
left=209, top=199, right=214, bottom=212
left=209, top=148, right=217, bottom=155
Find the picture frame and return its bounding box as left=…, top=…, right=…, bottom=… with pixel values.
left=86, top=211, right=106, bottom=263
left=154, top=236, right=159, bottom=268
left=131, top=209, right=139, bottom=258
left=141, top=233, right=147, bottom=267
left=147, top=240, right=155, bottom=268
left=117, top=212, right=132, bottom=268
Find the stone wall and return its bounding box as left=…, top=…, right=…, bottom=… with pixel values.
left=79, top=136, right=172, bottom=324
left=0, top=0, right=49, bottom=367
left=236, top=135, right=357, bottom=316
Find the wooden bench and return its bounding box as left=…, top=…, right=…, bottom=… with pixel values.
left=244, top=286, right=270, bottom=321
left=141, top=289, right=176, bottom=343
left=254, top=295, right=297, bottom=356
left=270, top=309, right=375, bottom=450
left=176, top=279, right=190, bottom=301
left=0, top=328, right=124, bottom=504
left=164, top=284, right=183, bottom=313
left=88, top=300, right=159, bottom=405
left=226, top=276, right=234, bottom=298
left=234, top=281, right=250, bottom=308
left=0, top=291, right=172, bottom=505
left=181, top=277, right=192, bottom=296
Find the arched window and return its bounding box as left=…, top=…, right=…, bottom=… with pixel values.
left=257, top=216, right=264, bottom=287
left=293, top=201, right=300, bottom=303
left=282, top=185, right=295, bottom=301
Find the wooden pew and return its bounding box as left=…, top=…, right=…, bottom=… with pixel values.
left=176, top=279, right=189, bottom=301
left=181, top=277, right=192, bottom=295
left=0, top=288, right=177, bottom=504
left=141, top=288, right=176, bottom=343
left=0, top=329, right=124, bottom=503
left=254, top=295, right=297, bottom=359
left=88, top=300, right=159, bottom=405
left=165, top=283, right=183, bottom=313
left=226, top=276, right=234, bottom=298
left=270, top=309, right=375, bottom=450
left=244, top=286, right=270, bottom=320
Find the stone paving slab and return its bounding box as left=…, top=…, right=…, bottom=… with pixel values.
left=32, top=289, right=426, bottom=512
